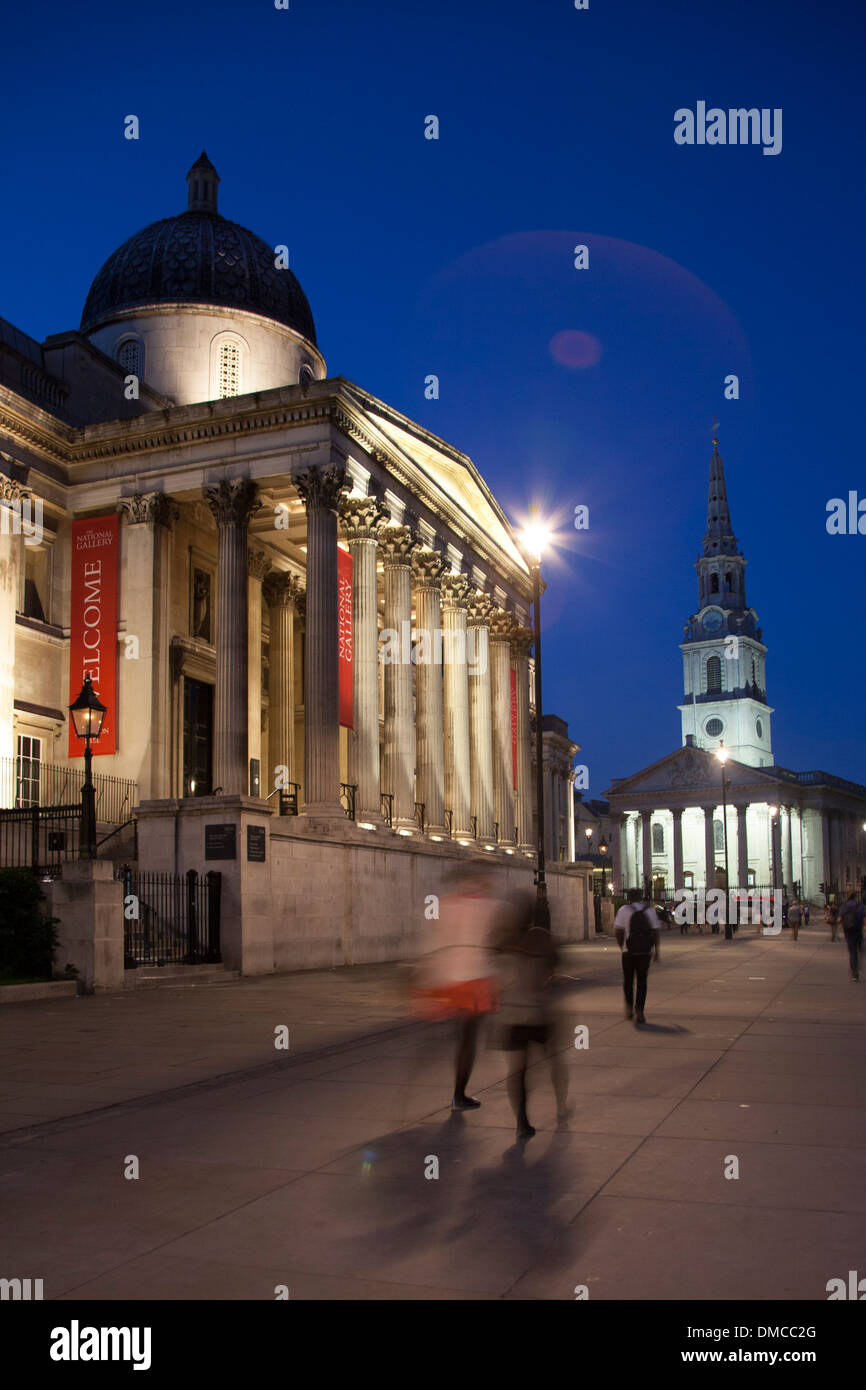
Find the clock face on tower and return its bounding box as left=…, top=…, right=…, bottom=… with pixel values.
left=702, top=611, right=723, bottom=633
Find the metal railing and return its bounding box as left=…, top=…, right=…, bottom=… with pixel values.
left=340, top=783, right=357, bottom=819
left=266, top=783, right=300, bottom=815
left=414, top=801, right=426, bottom=834
left=0, top=804, right=81, bottom=877
left=119, top=865, right=222, bottom=967
left=0, top=757, right=137, bottom=825
left=381, top=793, right=393, bottom=828
left=444, top=809, right=453, bottom=835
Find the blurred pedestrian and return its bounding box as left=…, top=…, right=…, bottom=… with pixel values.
left=788, top=899, right=802, bottom=941
left=614, top=889, right=661, bottom=1025
left=825, top=901, right=840, bottom=942
left=492, top=887, right=568, bottom=1139
left=411, top=858, right=514, bottom=1110
left=839, top=891, right=865, bottom=982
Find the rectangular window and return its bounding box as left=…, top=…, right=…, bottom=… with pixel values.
left=16, top=734, right=42, bottom=807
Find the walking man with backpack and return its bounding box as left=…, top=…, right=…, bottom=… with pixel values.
left=839, top=891, right=865, bottom=982
left=614, top=889, right=662, bottom=1024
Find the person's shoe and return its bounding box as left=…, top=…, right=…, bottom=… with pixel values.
left=851, top=971, right=860, bottom=982
left=517, top=1122, right=536, bottom=1139
left=624, top=1006, right=633, bottom=1020
left=452, top=1095, right=482, bottom=1110
left=635, top=1011, right=646, bottom=1024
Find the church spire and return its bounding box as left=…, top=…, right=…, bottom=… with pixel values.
left=186, top=152, right=220, bottom=214
left=702, top=420, right=736, bottom=558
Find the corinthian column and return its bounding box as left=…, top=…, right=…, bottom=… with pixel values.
left=380, top=525, right=416, bottom=833
left=0, top=475, right=25, bottom=777
left=340, top=495, right=386, bottom=825
left=511, top=627, right=534, bottom=853
left=489, top=608, right=516, bottom=847
left=203, top=479, right=261, bottom=796
left=412, top=547, right=447, bottom=836
left=263, top=571, right=303, bottom=797
left=293, top=462, right=348, bottom=817
left=441, top=573, right=472, bottom=839
left=247, top=548, right=271, bottom=796
left=467, top=591, right=495, bottom=842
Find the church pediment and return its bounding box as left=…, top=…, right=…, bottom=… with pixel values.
left=607, top=745, right=786, bottom=798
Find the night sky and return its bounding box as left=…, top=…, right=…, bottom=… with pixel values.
left=2, top=0, right=864, bottom=795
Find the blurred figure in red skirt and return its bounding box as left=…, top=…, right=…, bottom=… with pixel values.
left=412, top=858, right=516, bottom=1110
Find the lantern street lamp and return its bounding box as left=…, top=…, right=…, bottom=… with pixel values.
left=69, top=677, right=107, bottom=859
left=715, top=742, right=732, bottom=938
left=767, top=804, right=781, bottom=907
left=599, top=834, right=609, bottom=896
left=522, top=509, right=552, bottom=924
left=585, top=825, right=594, bottom=854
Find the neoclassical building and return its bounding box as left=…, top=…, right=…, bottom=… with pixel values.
left=0, top=154, right=591, bottom=974
left=607, top=434, right=866, bottom=904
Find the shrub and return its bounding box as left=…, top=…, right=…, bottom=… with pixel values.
left=0, top=870, right=59, bottom=981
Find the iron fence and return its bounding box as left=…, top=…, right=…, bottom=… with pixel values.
left=340, top=783, right=357, bottom=819
left=0, top=804, right=82, bottom=876
left=0, top=757, right=137, bottom=825
left=119, top=865, right=222, bottom=967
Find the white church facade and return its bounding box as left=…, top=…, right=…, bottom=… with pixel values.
left=607, top=434, right=866, bottom=905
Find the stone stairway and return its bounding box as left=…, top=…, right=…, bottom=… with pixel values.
left=123, top=963, right=240, bottom=990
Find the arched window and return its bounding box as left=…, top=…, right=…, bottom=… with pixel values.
left=713, top=818, right=724, bottom=852
left=710, top=573, right=719, bottom=593
left=117, top=337, right=142, bottom=378
left=218, top=341, right=241, bottom=398
left=706, top=655, right=722, bottom=693
left=652, top=822, right=665, bottom=854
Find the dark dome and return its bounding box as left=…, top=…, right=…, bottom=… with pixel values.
left=80, top=209, right=317, bottom=344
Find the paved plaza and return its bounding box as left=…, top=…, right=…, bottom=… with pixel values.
left=2, top=927, right=865, bottom=1301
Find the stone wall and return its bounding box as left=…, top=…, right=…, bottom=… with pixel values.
left=136, top=796, right=591, bottom=976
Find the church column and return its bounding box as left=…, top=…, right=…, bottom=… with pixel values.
left=204, top=479, right=261, bottom=796
left=380, top=525, right=417, bottom=833
left=566, top=771, right=576, bottom=862
left=512, top=628, right=534, bottom=854
left=0, top=475, right=24, bottom=777
left=293, top=463, right=348, bottom=817
left=441, top=574, right=472, bottom=839
left=703, top=805, right=716, bottom=890
left=830, top=811, right=844, bottom=894
left=117, top=493, right=179, bottom=800
left=782, top=804, right=794, bottom=894
left=412, top=547, right=447, bottom=836
left=671, top=807, right=685, bottom=889
left=489, top=609, right=516, bottom=848
left=340, top=496, right=386, bottom=825
left=247, top=548, right=270, bottom=797
left=467, top=592, right=495, bottom=841
left=263, top=571, right=303, bottom=797
left=737, top=804, right=749, bottom=890
left=640, top=810, right=653, bottom=896
left=614, top=815, right=627, bottom=893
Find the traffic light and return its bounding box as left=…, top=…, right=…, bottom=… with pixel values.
left=819, top=883, right=825, bottom=896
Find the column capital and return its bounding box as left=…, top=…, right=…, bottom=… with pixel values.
left=263, top=570, right=304, bottom=610
left=292, top=461, right=348, bottom=513
left=440, top=573, right=470, bottom=611
left=510, top=625, right=534, bottom=656
left=668, top=806, right=684, bottom=819
left=248, top=547, right=271, bottom=582
left=339, top=493, right=387, bottom=542
left=489, top=608, right=517, bottom=642
left=118, top=493, right=180, bottom=529
left=0, top=473, right=26, bottom=505
left=379, top=524, right=417, bottom=567
left=466, top=591, right=494, bottom=627
left=203, top=478, right=261, bottom=528
left=411, top=547, right=446, bottom=588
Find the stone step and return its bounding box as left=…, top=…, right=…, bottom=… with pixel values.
left=124, top=965, right=239, bottom=989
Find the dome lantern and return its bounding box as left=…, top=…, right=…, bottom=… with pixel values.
left=186, top=152, right=220, bottom=215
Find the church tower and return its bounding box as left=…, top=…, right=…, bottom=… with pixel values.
left=677, top=427, right=773, bottom=767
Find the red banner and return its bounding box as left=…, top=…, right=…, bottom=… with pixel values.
left=68, top=515, right=120, bottom=756
left=338, top=548, right=353, bottom=729
left=510, top=667, right=518, bottom=790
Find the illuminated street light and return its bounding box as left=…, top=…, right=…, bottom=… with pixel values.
left=69, top=676, right=107, bottom=860
left=521, top=507, right=552, bottom=922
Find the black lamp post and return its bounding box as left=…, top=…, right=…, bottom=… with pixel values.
left=69, top=677, right=107, bottom=859
left=523, top=510, right=551, bottom=925
left=716, top=742, right=732, bottom=939
left=599, top=835, right=609, bottom=895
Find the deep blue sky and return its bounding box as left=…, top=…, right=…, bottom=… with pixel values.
left=2, top=0, right=864, bottom=794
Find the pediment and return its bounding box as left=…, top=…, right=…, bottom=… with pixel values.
left=607, top=746, right=786, bottom=798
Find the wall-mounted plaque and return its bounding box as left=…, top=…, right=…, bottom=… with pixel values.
left=205, top=823, right=237, bottom=860
left=247, top=825, right=266, bottom=863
